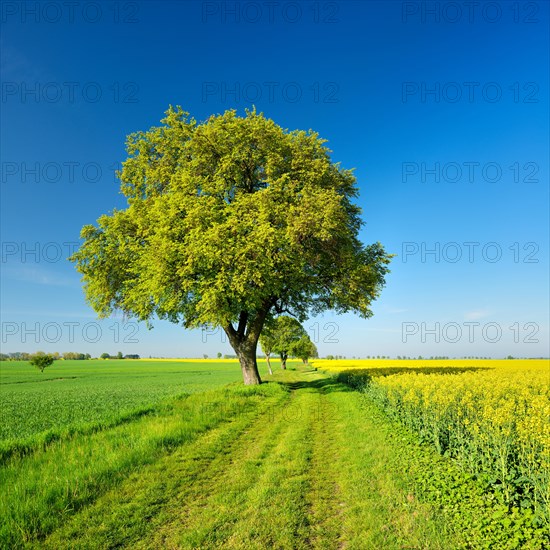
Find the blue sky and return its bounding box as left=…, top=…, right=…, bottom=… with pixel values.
left=1, top=0, right=548, bottom=358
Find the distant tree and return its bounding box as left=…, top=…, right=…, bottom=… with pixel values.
left=203, top=354, right=208, bottom=359
left=259, top=327, right=275, bottom=375
left=217, top=352, right=222, bottom=359
left=266, top=316, right=307, bottom=370
left=30, top=353, right=55, bottom=373
left=124, top=354, right=140, bottom=359
left=292, top=335, right=318, bottom=364
left=326, top=354, right=334, bottom=360
left=100, top=353, right=110, bottom=359
left=13, top=352, right=27, bottom=360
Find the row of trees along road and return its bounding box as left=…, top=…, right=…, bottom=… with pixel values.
left=71, top=107, right=392, bottom=384
left=259, top=316, right=318, bottom=374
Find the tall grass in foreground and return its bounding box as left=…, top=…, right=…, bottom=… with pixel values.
left=0, top=383, right=286, bottom=548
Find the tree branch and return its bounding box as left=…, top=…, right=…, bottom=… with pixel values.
left=245, top=298, right=276, bottom=343
left=224, top=322, right=238, bottom=346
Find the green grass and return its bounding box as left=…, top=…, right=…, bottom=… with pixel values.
left=2, top=361, right=544, bottom=548
left=1, top=379, right=286, bottom=547
left=0, top=359, right=255, bottom=461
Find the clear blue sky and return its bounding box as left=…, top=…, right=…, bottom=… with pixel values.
left=1, top=1, right=548, bottom=358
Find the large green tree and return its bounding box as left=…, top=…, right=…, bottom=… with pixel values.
left=70, top=107, right=391, bottom=385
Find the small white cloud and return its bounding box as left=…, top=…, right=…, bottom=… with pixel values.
left=464, top=309, right=491, bottom=321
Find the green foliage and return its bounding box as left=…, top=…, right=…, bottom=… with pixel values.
left=260, top=316, right=307, bottom=367
left=258, top=323, right=275, bottom=357
left=62, top=352, right=90, bottom=360
left=292, top=335, right=318, bottom=363
left=70, top=107, right=391, bottom=383
left=100, top=353, right=110, bottom=359
left=29, top=354, right=55, bottom=373
left=1, top=352, right=31, bottom=361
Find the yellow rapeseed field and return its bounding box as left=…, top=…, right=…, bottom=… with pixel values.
left=313, top=359, right=550, bottom=518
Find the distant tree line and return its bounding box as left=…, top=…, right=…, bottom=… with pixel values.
left=0, top=352, right=140, bottom=361
left=100, top=352, right=140, bottom=359
left=62, top=352, right=91, bottom=360
left=0, top=352, right=90, bottom=361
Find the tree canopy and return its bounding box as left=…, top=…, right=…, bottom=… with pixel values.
left=292, top=335, right=318, bottom=364
left=30, top=353, right=55, bottom=373
left=70, top=106, right=392, bottom=384
left=262, top=316, right=307, bottom=369
left=260, top=316, right=317, bottom=369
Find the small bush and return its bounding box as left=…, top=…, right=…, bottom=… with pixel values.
left=30, top=354, right=55, bottom=373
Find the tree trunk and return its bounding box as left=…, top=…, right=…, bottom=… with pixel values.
left=237, top=345, right=262, bottom=385
left=266, top=353, right=273, bottom=375
left=223, top=303, right=273, bottom=385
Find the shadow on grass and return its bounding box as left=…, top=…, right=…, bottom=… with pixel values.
left=280, top=373, right=354, bottom=394
left=333, top=366, right=493, bottom=390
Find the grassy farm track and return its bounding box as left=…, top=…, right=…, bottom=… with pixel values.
left=35, top=366, right=462, bottom=549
